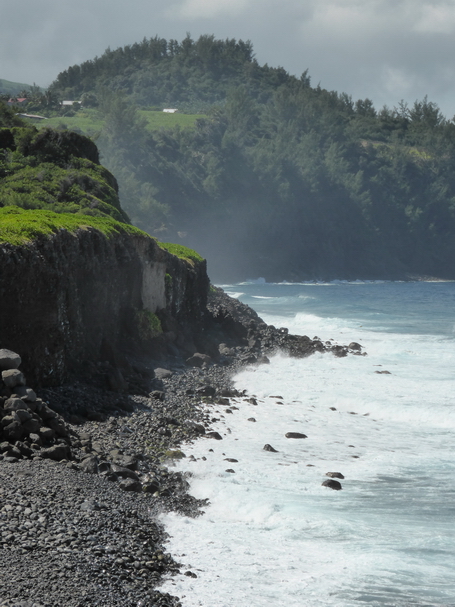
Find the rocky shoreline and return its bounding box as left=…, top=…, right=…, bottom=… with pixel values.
left=0, top=289, right=363, bottom=606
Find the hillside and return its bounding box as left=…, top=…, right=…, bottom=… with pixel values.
left=0, top=77, right=36, bottom=96
left=14, top=36, right=455, bottom=280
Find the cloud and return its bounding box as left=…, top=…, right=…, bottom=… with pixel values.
left=172, top=0, right=251, bottom=19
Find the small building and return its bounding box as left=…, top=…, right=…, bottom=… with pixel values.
left=8, top=98, right=27, bottom=105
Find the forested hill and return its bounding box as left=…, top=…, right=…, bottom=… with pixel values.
left=49, top=35, right=455, bottom=281
left=50, top=35, right=293, bottom=112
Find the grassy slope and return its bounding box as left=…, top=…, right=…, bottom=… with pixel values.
left=0, top=207, right=204, bottom=263
left=33, top=109, right=204, bottom=136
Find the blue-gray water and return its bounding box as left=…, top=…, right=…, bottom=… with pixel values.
left=161, top=280, right=455, bottom=607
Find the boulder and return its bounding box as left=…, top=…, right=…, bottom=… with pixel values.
left=2, top=369, right=26, bottom=388
left=322, top=479, right=342, bottom=490
left=40, top=444, right=70, bottom=461
left=263, top=444, right=278, bottom=452
left=4, top=397, right=29, bottom=411
left=206, top=431, right=223, bottom=440
left=285, top=432, right=307, bottom=439
left=326, top=472, right=345, bottom=479
left=0, top=349, right=21, bottom=370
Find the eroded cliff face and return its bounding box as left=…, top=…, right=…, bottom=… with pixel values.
left=0, top=228, right=208, bottom=386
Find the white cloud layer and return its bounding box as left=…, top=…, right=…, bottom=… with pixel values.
left=1, top=0, right=455, bottom=117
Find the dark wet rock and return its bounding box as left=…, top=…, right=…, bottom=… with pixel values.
left=248, top=417, right=256, bottom=422
left=184, top=570, right=198, bottom=578
left=326, top=472, right=345, bottom=479
left=263, top=444, right=278, bottom=452
left=225, top=469, right=235, bottom=473
left=285, top=432, right=307, bottom=439
left=375, top=370, right=391, bottom=374
left=224, top=458, right=238, bottom=462
left=349, top=342, right=362, bottom=351
left=206, top=431, right=223, bottom=440
left=322, top=479, right=343, bottom=490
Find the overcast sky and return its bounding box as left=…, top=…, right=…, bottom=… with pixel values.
left=2, top=0, right=455, bottom=117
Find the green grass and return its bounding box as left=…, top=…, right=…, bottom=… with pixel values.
left=35, top=109, right=204, bottom=136
left=138, top=110, right=204, bottom=131
left=158, top=241, right=204, bottom=263
left=0, top=206, right=147, bottom=246
left=35, top=109, right=104, bottom=135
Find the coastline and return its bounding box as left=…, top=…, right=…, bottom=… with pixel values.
left=0, top=288, right=361, bottom=606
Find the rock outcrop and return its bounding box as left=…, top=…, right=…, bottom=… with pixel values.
left=0, top=228, right=208, bottom=386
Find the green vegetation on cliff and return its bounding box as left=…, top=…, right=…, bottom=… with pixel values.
left=0, top=206, right=144, bottom=246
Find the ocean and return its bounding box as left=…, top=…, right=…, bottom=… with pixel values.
left=160, top=280, right=455, bottom=607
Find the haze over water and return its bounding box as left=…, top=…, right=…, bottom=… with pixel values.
left=161, top=280, right=455, bottom=607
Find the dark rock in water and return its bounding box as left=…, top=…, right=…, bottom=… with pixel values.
left=375, top=370, right=391, bottom=374
left=248, top=417, right=256, bottom=422
left=322, top=479, right=342, bottom=490
left=224, top=458, right=238, bottom=462
left=326, top=472, right=345, bottom=479
left=206, top=431, right=223, bottom=440
left=246, top=397, right=258, bottom=405
left=184, top=571, right=198, bottom=578
left=0, top=348, right=21, bottom=370
left=349, top=342, right=362, bottom=351
left=225, top=469, right=235, bottom=473
left=263, top=444, right=278, bottom=452
left=285, top=432, right=307, bottom=439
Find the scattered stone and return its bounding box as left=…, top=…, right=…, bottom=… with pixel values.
left=263, top=444, right=278, bottom=452
left=224, top=458, right=238, bottom=462
left=349, top=342, right=362, bottom=351
left=206, top=431, right=223, bottom=440
left=247, top=417, right=256, bottom=422
left=326, top=472, right=345, bottom=479
left=225, top=469, right=235, bottom=473
left=285, top=432, right=307, bottom=439
left=322, top=479, right=342, bottom=490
